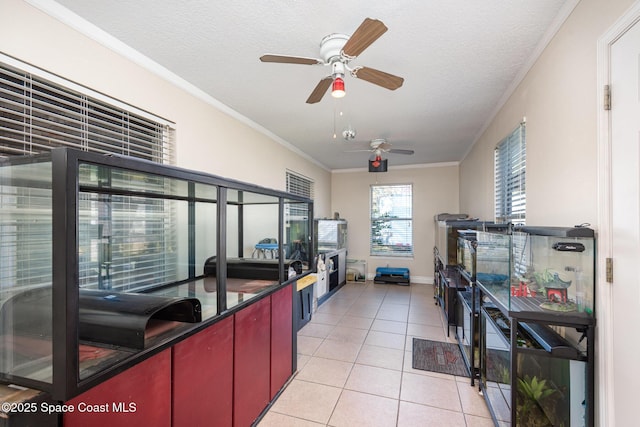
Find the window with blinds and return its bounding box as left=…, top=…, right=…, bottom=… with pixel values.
left=286, top=170, right=314, bottom=199
left=0, top=59, right=177, bottom=293
left=370, top=184, right=413, bottom=256
left=495, top=123, right=526, bottom=225
left=286, top=170, right=313, bottom=217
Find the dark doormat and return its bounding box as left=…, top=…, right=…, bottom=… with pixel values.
left=412, top=338, right=469, bottom=377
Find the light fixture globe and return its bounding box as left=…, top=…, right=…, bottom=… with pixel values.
left=331, top=77, right=345, bottom=98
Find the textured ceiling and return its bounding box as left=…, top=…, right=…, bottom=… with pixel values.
left=44, top=0, right=573, bottom=170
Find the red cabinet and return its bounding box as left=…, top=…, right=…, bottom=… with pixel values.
left=63, top=284, right=296, bottom=427
left=233, top=296, right=271, bottom=427
left=64, top=349, right=171, bottom=427
left=270, top=285, right=293, bottom=398
left=172, top=315, right=234, bottom=426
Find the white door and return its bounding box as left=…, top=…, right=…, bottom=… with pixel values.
left=609, top=15, right=640, bottom=426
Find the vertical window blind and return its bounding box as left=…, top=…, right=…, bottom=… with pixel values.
left=495, top=123, right=526, bottom=224
left=0, top=59, right=177, bottom=293
left=370, top=184, right=413, bottom=256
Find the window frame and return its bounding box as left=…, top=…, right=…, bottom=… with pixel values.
left=369, top=183, right=413, bottom=257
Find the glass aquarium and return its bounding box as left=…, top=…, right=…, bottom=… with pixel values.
left=314, top=219, right=347, bottom=252
left=435, top=219, right=481, bottom=266
left=457, top=230, right=477, bottom=278
left=476, top=227, right=595, bottom=319
left=0, top=148, right=314, bottom=400
left=475, top=230, right=511, bottom=304
left=511, top=226, right=595, bottom=318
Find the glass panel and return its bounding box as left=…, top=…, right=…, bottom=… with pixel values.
left=285, top=201, right=311, bottom=273
left=225, top=190, right=280, bottom=309
left=79, top=163, right=189, bottom=197
left=481, top=307, right=512, bottom=424
left=0, top=158, right=53, bottom=384
left=195, top=200, right=217, bottom=277
left=515, top=352, right=586, bottom=426
left=78, top=193, right=186, bottom=292
left=476, top=231, right=511, bottom=307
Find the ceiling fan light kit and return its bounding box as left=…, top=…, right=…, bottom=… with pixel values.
left=369, top=155, right=388, bottom=172
left=331, top=76, right=345, bottom=98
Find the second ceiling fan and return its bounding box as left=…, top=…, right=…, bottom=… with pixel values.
left=260, top=18, right=404, bottom=104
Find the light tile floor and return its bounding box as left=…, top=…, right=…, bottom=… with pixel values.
left=258, top=281, right=495, bottom=427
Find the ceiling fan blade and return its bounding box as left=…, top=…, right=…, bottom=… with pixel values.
left=388, top=149, right=414, bottom=155
left=377, top=142, right=392, bottom=151
left=352, top=66, right=404, bottom=90
left=260, top=54, right=324, bottom=65
left=342, top=18, right=388, bottom=58
left=306, top=77, right=333, bottom=104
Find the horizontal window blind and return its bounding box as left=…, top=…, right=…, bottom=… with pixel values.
left=286, top=170, right=313, bottom=218
left=0, top=62, right=174, bottom=162
left=0, top=59, right=177, bottom=294
left=370, top=184, right=413, bottom=256
left=286, top=170, right=314, bottom=199
left=495, top=124, right=526, bottom=224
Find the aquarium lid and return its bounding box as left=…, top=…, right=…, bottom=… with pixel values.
left=514, top=225, right=594, bottom=238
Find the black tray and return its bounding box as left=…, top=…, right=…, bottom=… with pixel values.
left=0, top=288, right=201, bottom=350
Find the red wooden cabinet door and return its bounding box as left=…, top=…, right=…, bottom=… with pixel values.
left=64, top=349, right=171, bottom=427
left=172, top=315, right=234, bottom=426
left=233, top=297, right=271, bottom=427
left=270, top=284, right=293, bottom=398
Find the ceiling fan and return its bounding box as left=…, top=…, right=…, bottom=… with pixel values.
left=348, top=138, right=415, bottom=157
left=346, top=138, right=414, bottom=171
left=260, top=18, right=404, bottom=104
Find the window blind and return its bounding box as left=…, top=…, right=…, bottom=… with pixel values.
left=286, top=170, right=314, bottom=199
left=0, top=62, right=174, bottom=162
left=370, top=184, right=413, bottom=256
left=495, top=124, right=526, bottom=224
left=0, top=59, right=177, bottom=293
left=286, top=170, right=313, bottom=218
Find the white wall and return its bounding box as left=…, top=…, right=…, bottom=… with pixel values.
left=0, top=0, right=332, bottom=218
left=331, top=163, right=460, bottom=283
left=460, top=0, right=634, bottom=227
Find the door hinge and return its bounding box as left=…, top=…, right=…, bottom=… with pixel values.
left=606, top=257, right=613, bottom=283
left=604, top=85, right=611, bottom=110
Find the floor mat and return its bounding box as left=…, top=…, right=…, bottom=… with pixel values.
left=412, top=338, right=469, bottom=377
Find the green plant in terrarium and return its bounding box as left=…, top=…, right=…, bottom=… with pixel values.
left=516, top=375, right=556, bottom=427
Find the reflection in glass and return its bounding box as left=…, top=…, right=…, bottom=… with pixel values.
left=0, top=159, right=53, bottom=384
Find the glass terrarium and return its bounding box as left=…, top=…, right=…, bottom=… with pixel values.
left=511, top=226, right=595, bottom=318
left=0, top=148, right=314, bottom=400
left=514, top=322, right=589, bottom=427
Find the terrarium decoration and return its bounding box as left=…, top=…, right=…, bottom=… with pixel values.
left=534, top=268, right=577, bottom=312
left=513, top=266, right=541, bottom=298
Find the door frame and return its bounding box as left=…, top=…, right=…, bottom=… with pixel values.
left=596, top=2, right=640, bottom=426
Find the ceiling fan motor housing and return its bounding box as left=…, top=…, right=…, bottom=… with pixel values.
left=320, top=34, right=349, bottom=63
